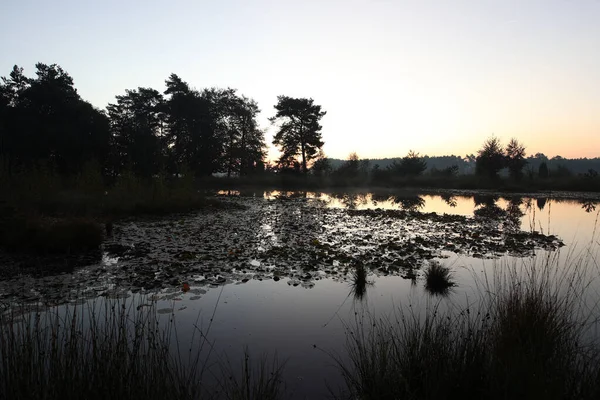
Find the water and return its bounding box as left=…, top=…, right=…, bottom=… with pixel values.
left=1, top=190, right=599, bottom=399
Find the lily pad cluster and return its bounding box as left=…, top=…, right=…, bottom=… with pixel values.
left=0, top=195, right=564, bottom=308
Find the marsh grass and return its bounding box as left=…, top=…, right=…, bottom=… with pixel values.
left=212, top=349, right=286, bottom=400
left=424, top=261, right=455, bottom=296
left=0, top=298, right=286, bottom=400
left=335, top=251, right=600, bottom=400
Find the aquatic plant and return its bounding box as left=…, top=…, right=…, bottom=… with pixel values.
left=350, top=264, right=371, bottom=301
left=423, top=261, right=455, bottom=296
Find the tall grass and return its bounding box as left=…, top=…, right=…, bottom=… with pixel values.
left=335, top=251, right=600, bottom=400
left=0, top=298, right=286, bottom=400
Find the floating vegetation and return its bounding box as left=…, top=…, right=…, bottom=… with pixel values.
left=0, top=194, right=565, bottom=306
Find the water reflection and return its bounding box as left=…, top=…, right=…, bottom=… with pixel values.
left=389, top=194, right=426, bottom=211
left=473, top=194, right=505, bottom=220
left=349, top=264, right=372, bottom=301
left=441, top=193, right=458, bottom=208
left=537, top=197, right=547, bottom=211
left=505, top=197, right=526, bottom=234
left=580, top=200, right=597, bottom=213
left=330, top=192, right=369, bottom=210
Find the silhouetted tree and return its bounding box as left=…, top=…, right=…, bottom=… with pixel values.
left=400, top=151, right=427, bottom=176
left=162, top=78, right=222, bottom=176
left=107, top=87, right=165, bottom=178
left=311, top=151, right=331, bottom=177
left=337, top=152, right=360, bottom=177
left=476, top=136, right=505, bottom=179
left=386, top=150, right=427, bottom=177
left=1, top=64, right=110, bottom=175
left=211, top=89, right=265, bottom=177
left=505, top=138, right=527, bottom=181
left=270, top=96, right=326, bottom=174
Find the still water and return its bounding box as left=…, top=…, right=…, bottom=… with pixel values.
left=1, top=190, right=599, bottom=399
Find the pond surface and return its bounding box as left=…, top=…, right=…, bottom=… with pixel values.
left=1, top=190, right=599, bottom=399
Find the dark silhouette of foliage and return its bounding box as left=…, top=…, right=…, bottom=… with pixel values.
left=430, top=165, right=459, bottom=177
left=552, top=164, right=573, bottom=178
left=400, top=150, right=427, bottom=176
left=536, top=197, right=547, bottom=211
left=1, top=64, right=110, bottom=175
left=311, top=151, right=332, bottom=177
left=538, top=162, right=549, bottom=179
left=476, top=136, right=505, bottom=179
left=385, top=151, right=427, bottom=177
left=505, top=138, right=527, bottom=181
left=107, top=87, right=166, bottom=178
left=270, top=96, right=326, bottom=174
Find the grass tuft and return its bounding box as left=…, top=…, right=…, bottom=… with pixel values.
left=423, top=261, right=455, bottom=296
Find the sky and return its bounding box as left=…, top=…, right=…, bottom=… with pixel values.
left=1, top=0, right=599, bottom=160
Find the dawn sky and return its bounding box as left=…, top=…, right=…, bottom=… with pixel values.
left=1, top=0, right=599, bottom=160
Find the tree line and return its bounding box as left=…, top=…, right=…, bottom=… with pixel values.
left=0, top=63, right=326, bottom=180
left=1, top=63, right=597, bottom=186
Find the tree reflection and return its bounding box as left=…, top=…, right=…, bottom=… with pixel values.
left=580, top=200, right=597, bottom=213
left=441, top=193, right=457, bottom=208
left=504, top=197, right=525, bottom=234
left=536, top=197, right=547, bottom=211
left=473, top=194, right=505, bottom=219
left=371, top=193, right=391, bottom=208
left=389, top=194, right=426, bottom=211
left=331, top=192, right=369, bottom=209
left=349, top=264, right=372, bottom=301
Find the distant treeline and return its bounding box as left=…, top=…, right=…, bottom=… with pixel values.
left=326, top=154, right=600, bottom=176
left=1, top=63, right=598, bottom=189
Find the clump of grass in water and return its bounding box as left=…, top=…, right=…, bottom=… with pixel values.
left=350, top=264, right=371, bottom=301
left=424, top=261, right=455, bottom=296
left=334, top=251, right=600, bottom=400
left=0, top=297, right=286, bottom=400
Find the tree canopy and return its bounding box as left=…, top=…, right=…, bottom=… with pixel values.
left=270, top=96, right=326, bottom=174
left=0, top=64, right=267, bottom=180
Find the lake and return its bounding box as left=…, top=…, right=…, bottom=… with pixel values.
left=1, top=189, right=599, bottom=399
